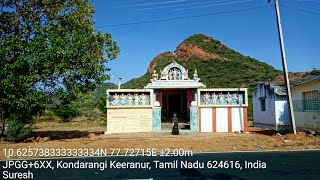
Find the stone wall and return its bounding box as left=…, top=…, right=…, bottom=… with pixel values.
left=107, top=108, right=153, bottom=133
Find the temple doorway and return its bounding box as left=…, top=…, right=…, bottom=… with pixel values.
left=161, top=89, right=190, bottom=131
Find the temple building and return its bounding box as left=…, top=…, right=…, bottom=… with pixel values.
left=106, top=61, right=248, bottom=133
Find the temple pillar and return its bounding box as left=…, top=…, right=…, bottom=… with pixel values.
left=180, top=95, right=183, bottom=115
left=193, top=89, right=198, bottom=104
left=190, top=103, right=198, bottom=132
left=166, top=95, right=169, bottom=117
left=187, top=89, right=195, bottom=119
left=152, top=106, right=161, bottom=132
left=155, top=89, right=162, bottom=105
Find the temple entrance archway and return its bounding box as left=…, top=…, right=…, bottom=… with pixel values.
left=144, top=61, right=206, bottom=132
left=162, top=89, right=188, bottom=122
left=160, top=89, right=191, bottom=131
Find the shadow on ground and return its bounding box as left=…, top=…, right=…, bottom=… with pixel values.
left=250, top=129, right=278, bottom=136
left=31, top=130, right=92, bottom=140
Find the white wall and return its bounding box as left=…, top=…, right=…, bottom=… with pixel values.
left=295, top=112, right=320, bottom=129
left=292, top=79, right=320, bottom=130
left=232, top=107, right=243, bottom=132
left=200, top=108, right=212, bottom=132
left=253, top=84, right=276, bottom=126
left=107, top=108, right=153, bottom=133
left=199, top=107, right=245, bottom=132
left=216, top=108, right=228, bottom=132
left=275, top=96, right=290, bottom=125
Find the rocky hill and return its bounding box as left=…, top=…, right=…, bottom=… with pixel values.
left=123, top=34, right=281, bottom=91
left=114, top=34, right=319, bottom=119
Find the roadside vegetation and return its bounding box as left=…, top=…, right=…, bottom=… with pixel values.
left=0, top=0, right=119, bottom=142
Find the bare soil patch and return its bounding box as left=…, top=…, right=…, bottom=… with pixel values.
left=1, top=121, right=319, bottom=159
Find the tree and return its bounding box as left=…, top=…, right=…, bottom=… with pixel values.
left=311, top=68, right=320, bottom=76
left=0, top=0, right=120, bottom=141
left=95, top=96, right=107, bottom=114
left=53, top=102, right=82, bottom=122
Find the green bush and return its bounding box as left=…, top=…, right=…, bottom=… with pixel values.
left=54, top=103, right=81, bottom=122
left=6, top=121, right=32, bottom=142
left=311, top=68, right=320, bottom=76
left=37, top=110, right=60, bottom=122
left=81, top=108, right=103, bottom=120
left=96, top=97, right=107, bottom=113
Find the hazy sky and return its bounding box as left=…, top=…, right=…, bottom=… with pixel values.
left=93, top=0, right=320, bottom=84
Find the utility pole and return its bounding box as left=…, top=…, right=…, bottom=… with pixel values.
left=118, top=77, right=122, bottom=89
left=271, top=0, right=296, bottom=134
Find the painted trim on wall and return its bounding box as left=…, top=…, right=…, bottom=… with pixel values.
left=254, top=122, right=290, bottom=127
left=212, top=107, right=216, bottom=132
left=228, top=107, right=232, bottom=132
left=106, top=89, right=154, bottom=108
left=107, top=106, right=153, bottom=109
left=243, top=108, right=248, bottom=132
left=199, top=107, right=247, bottom=132
left=197, top=88, right=249, bottom=107
left=199, top=105, right=248, bottom=108
left=198, top=107, right=201, bottom=132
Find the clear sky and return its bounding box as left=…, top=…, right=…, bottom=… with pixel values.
left=92, top=0, right=320, bottom=84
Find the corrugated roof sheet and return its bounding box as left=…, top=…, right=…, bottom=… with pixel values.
left=291, top=75, right=320, bottom=88
left=273, top=85, right=287, bottom=96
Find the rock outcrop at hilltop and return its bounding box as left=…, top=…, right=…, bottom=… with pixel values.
left=175, top=43, right=227, bottom=62
left=147, top=34, right=229, bottom=74
left=147, top=52, right=174, bottom=74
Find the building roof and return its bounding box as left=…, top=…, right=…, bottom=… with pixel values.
left=291, top=75, right=320, bottom=88
left=255, top=82, right=287, bottom=96
left=257, top=75, right=320, bottom=97
left=144, top=61, right=207, bottom=89
left=273, top=85, right=287, bottom=96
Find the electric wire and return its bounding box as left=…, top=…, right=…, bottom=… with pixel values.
left=95, top=5, right=271, bottom=28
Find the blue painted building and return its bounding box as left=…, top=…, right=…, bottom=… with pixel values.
left=253, top=83, right=290, bottom=131
left=253, top=76, right=320, bottom=131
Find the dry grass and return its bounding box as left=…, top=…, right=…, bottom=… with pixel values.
left=33, top=120, right=105, bottom=132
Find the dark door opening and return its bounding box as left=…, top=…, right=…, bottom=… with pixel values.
left=162, top=89, right=188, bottom=123
left=169, top=94, right=181, bottom=116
